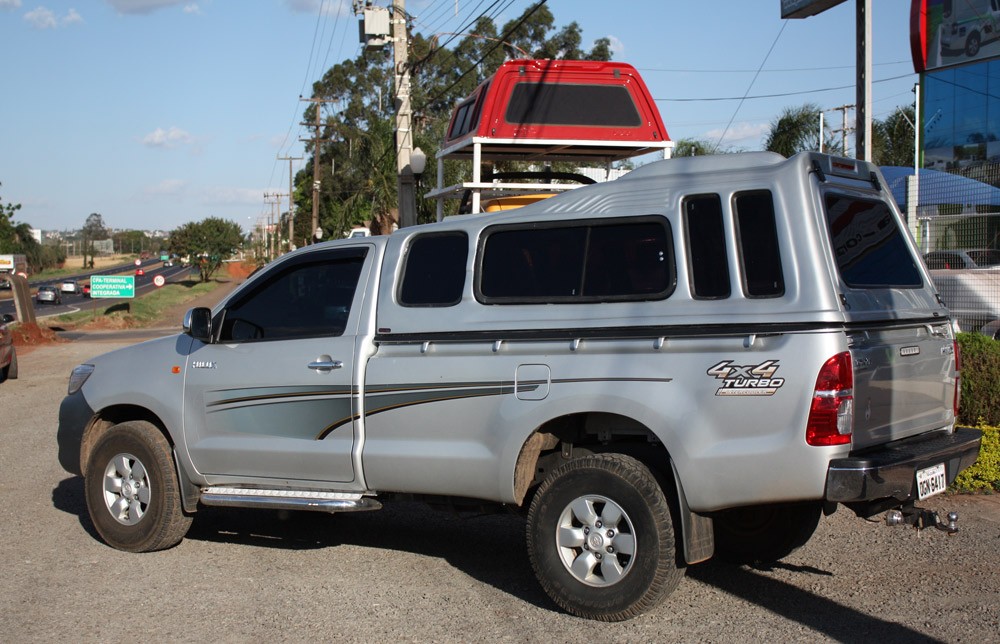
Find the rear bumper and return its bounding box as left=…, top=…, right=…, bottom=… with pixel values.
left=825, top=427, right=982, bottom=504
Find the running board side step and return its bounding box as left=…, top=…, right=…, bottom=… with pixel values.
left=200, top=487, right=382, bottom=513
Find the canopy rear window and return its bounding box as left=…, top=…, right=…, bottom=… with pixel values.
left=505, top=83, right=642, bottom=128
left=824, top=194, right=922, bottom=288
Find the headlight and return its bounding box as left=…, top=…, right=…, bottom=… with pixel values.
left=67, top=364, right=95, bottom=395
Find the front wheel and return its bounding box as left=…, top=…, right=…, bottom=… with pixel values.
left=1, top=348, right=15, bottom=381
left=84, top=420, right=192, bottom=552
left=526, top=453, right=685, bottom=621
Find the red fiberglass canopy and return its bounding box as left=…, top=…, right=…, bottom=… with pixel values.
left=438, top=59, right=671, bottom=162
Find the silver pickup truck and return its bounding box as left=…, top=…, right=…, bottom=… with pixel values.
left=58, top=152, right=982, bottom=621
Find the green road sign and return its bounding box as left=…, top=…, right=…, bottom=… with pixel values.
left=90, top=275, right=135, bottom=298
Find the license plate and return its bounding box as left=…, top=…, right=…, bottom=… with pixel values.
left=916, top=463, right=947, bottom=500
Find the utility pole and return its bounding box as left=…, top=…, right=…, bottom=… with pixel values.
left=300, top=97, right=334, bottom=244
left=277, top=155, right=302, bottom=251
left=829, top=104, right=854, bottom=157
left=856, top=0, right=873, bottom=162
left=393, top=0, right=418, bottom=229
left=264, top=192, right=288, bottom=257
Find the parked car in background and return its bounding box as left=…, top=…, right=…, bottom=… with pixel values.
left=0, top=313, right=17, bottom=382
left=36, top=285, right=62, bottom=305
left=60, top=280, right=83, bottom=295
left=924, top=249, right=1000, bottom=270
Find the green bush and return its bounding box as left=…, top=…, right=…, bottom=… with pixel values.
left=956, top=333, right=1000, bottom=427
left=950, top=424, right=1000, bottom=493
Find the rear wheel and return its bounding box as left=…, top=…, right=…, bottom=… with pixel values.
left=966, top=31, right=982, bottom=57
left=713, top=502, right=822, bottom=565
left=526, top=453, right=684, bottom=621
left=84, top=420, right=192, bottom=552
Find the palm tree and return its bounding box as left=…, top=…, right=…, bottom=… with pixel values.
left=765, top=103, right=825, bottom=157
left=872, top=106, right=916, bottom=167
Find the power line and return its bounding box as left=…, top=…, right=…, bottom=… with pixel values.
left=638, top=60, right=911, bottom=74
left=713, top=20, right=788, bottom=151
left=659, top=73, right=915, bottom=102
left=419, top=0, right=548, bottom=112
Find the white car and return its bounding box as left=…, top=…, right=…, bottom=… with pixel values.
left=60, top=280, right=82, bottom=294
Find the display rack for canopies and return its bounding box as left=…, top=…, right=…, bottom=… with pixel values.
left=424, top=59, right=674, bottom=218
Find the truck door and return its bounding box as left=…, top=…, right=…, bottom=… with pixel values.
left=182, top=246, right=372, bottom=485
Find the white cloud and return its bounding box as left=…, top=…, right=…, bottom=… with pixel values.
left=182, top=3, right=200, bottom=14
left=106, top=0, right=188, bottom=15
left=141, top=126, right=195, bottom=148
left=201, top=186, right=263, bottom=206
left=145, top=179, right=187, bottom=196
left=62, top=8, right=83, bottom=26
left=605, top=35, right=625, bottom=57
left=0, top=0, right=22, bottom=11
left=23, top=6, right=83, bottom=29
left=24, top=7, right=56, bottom=29
left=704, top=122, right=771, bottom=146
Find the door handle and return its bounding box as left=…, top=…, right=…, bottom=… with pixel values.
left=308, top=355, right=343, bottom=373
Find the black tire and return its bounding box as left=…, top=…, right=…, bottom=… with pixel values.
left=526, top=453, right=685, bottom=621
left=3, top=348, right=16, bottom=380
left=712, top=502, right=822, bottom=565
left=966, top=32, right=981, bottom=57
left=84, top=420, right=192, bottom=552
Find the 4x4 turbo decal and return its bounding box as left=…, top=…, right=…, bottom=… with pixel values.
left=707, top=360, right=785, bottom=396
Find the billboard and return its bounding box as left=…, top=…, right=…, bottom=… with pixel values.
left=781, top=0, right=847, bottom=19
left=912, top=0, right=1000, bottom=71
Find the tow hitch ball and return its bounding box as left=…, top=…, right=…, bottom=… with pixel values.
left=885, top=506, right=959, bottom=535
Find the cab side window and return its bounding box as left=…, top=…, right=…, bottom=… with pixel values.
left=218, top=248, right=367, bottom=343
left=399, top=232, right=468, bottom=306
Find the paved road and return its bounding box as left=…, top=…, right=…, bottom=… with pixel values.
left=1, top=339, right=999, bottom=642
left=0, top=260, right=192, bottom=319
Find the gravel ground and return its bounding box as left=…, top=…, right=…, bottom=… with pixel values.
left=1, top=338, right=998, bottom=643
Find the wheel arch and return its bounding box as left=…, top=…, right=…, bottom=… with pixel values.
left=511, top=411, right=714, bottom=565
left=81, top=406, right=200, bottom=513
left=81, top=405, right=172, bottom=477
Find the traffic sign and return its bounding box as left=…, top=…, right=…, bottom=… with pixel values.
left=153, top=275, right=166, bottom=287
left=134, top=259, right=142, bottom=267
left=90, top=275, right=135, bottom=298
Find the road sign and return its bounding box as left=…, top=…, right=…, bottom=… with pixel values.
left=153, top=275, right=166, bottom=288
left=90, top=275, right=135, bottom=299
left=134, top=259, right=142, bottom=267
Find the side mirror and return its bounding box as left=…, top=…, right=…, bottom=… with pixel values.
left=183, top=307, right=213, bottom=343
left=1, top=313, right=14, bottom=324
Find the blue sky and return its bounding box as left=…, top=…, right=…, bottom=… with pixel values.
left=0, top=0, right=918, bottom=234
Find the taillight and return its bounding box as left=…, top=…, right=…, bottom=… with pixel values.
left=806, top=352, right=854, bottom=446
left=953, top=340, right=961, bottom=418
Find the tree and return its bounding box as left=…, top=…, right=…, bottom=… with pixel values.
left=81, top=212, right=108, bottom=269
left=292, top=5, right=614, bottom=237
left=765, top=103, right=826, bottom=157
left=872, top=105, right=916, bottom=167
left=0, top=183, right=63, bottom=272
left=673, top=138, right=716, bottom=157
left=168, top=217, right=244, bottom=282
